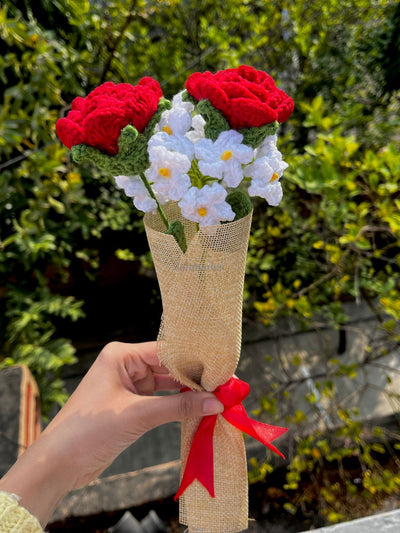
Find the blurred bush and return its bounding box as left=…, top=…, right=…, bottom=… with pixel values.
left=0, top=2, right=399, bottom=494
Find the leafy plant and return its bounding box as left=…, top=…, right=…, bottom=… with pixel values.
left=1, top=6, right=399, bottom=521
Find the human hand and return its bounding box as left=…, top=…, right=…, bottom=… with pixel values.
left=0, top=341, right=224, bottom=526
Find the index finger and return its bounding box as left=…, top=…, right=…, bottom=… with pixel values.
left=126, top=341, right=172, bottom=374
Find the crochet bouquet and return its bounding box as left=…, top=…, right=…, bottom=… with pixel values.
left=57, top=65, right=294, bottom=533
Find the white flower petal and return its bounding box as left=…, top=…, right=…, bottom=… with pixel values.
left=232, top=143, right=254, bottom=164
left=216, top=129, right=244, bottom=147
left=186, top=114, right=206, bottom=143
left=245, top=158, right=274, bottom=181
left=172, top=90, right=195, bottom=112
left=198, top=159, right=225, bottom=180
left=194, top=138, right=216, bottom=160
left=148, top=132, right=194, bottom=159
left=254, top=143, right=289, bottom=180
left=155, top=105, right=192, bottom=136
left=149, top=145, right=191, bottom=173
left=154, top=172, right=191, bottom=202
left=114, top=175, right=131, bottom=190
left=248, top=180, right=283, bottom=206
left=256, top=134, right=278, bottom=158
left=114, top=175, right=159, bottom=213
left=223, top=160, right=246, bottom=188
left=133, top=195, right=157, bottom=213
left=167, top=107, right=192, bottom=136
left=178, top=183, right=235, bottom=226
left=195, top=130, right=253, bottom=186
left=147, top=145, right=192, bottom=202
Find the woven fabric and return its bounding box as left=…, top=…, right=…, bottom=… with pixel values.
left=0, top=492, right=42, bottom=533
left=144, top=203, right=252, bottom=532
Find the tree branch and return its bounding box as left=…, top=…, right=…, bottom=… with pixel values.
left=99, top=0, right=138, bottom=84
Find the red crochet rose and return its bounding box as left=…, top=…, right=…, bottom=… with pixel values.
left=56, top=78, right=163, bottom=156
left=185, top=65, right=294, bottom=130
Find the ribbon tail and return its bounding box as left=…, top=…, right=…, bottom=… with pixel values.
left=174, top=415, right=217, bottom=500
left=223, top=404, right=288, bottom=459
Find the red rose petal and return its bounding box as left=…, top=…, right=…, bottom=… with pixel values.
left=185, top=65, right=294, bottom=129
left=57, top=78, right=163, bottom=153
left=185, top=72, right=213, bottom=100
left=83, top=107, right=130, bottom=155
left=56, top=118, right=85, bottom=149
left=189, top=77, right=230, bottom=113
left=138, top=77, right=163, bottom=99
left=244, top=82, right=274, bottom=103
left=71, top=96, right=86, bottom=112
left=66, top=109, right=82, bottom=123
left=228, top=99, right=278, bottom=129
left=277, top=97, right=295, bottom=122
left=219, top=82, right=260, bottom=101
left=237, top=65, right=260, bottom=82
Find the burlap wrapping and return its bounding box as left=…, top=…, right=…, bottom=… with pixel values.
left=144, top=202, right=252, bottom=533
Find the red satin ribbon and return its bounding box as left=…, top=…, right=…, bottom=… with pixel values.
left=174, top=377, right=288, bottom=500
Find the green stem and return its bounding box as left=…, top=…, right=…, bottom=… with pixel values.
left=139, top=172, right=169, bottom=229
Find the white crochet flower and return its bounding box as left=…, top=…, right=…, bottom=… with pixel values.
left=114, top=174, right=162, bottom=213
left=256, top=134, right=278, bottom=158
left=256, top=144, right=288, bottom=178
left=248, top=177, right=283, bottom=206
left=185, top=114, right=206, bottom=144
left=195, top=130, right=253, bottom=187
left=244, top=157, right=274, bottom=183
left=114, top=174, right=131, bottom=192
left=172, top=90, right=195, bottom=113
left=245, top=149, right=288, bottom=206
left=245, top=150, right=288, bottom=181
left=148, top=131, right=194, bottom=159
left=148, top=145, right=191, bottom=201
left=152, top=94, right=196, bottom=159
left=178, top=182, right=235, bottom=226
left=155, top=105, right=192, bottom=137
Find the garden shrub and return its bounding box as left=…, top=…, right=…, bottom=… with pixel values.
left=0, top=1, right=399, bottom=522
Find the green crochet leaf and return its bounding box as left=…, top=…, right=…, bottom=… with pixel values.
left=225, top=189, right=252, bottom=221
left=188, top=159, right=207, bottom=188
left=239, top=121, right=279, bottom=149
left=142, top=97, right=172, bottom=141
left=166, top=219, right=187, bottom=253
left=71, top=144, right=127, bottom=175
left=117, top=124, right=139, bottom=153
left=196, top=99, right=230, bottom=141
left=181, top=90, right=197, bottom=105
left=71, top=130, right=149, bottom=176
left=118, top=125, right=149, bottom=175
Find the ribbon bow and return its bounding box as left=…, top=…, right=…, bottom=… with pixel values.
left=175, top=377, right=288, bottom=500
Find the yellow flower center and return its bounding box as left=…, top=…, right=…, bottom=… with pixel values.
left=270, top=172, right=279, bottom=182
left=221, top=150, right=233, bottom=161
left=163, top=125, right=172, bottom=135
left=197, top=207, right=207, bottom=217
left=158, top=167, right=171, bottom=178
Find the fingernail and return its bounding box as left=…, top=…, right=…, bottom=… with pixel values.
left=203, top=398, right=224, bottom=415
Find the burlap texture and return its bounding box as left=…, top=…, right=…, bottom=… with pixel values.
left=144, top=202, right=252, bottom=533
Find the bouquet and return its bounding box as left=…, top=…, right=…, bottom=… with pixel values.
left=57, top=65, right=294, bottom=533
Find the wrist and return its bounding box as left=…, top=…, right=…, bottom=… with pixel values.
left=0, top=432, right=78, bottom=527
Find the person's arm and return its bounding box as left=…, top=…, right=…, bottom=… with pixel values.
left=0, top=341, right=223, bottom=527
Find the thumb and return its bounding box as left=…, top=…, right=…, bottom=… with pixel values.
left=140, top=391, right=224, bottom=429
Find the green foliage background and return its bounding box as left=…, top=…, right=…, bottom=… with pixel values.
left=1, top=0, right=400, bottom=523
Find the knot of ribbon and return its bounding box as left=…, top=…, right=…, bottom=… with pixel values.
left=175, top=377, right=288, bottom=500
